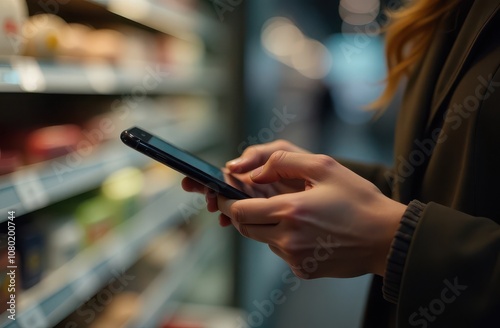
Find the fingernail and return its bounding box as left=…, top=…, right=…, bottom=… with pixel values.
left=227, top=158, right=242, bottom=167
left=250, top=166, right=263, bottom=178
left=227, top=158, right=243, bottom=173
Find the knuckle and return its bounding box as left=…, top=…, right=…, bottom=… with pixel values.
left=281, top=199, right=306, bottom=226
left=272, top=139, right=291, bottom=150
left=269, top=150, right=288, bottom=165
left=282, top=210, right=300, bottom=228
left=229, top=202, right=244, bottom=223
left=238, top=224, right=250, bottom=238
left=241, top=144, right=259, bottom=157
left=313, top=154, right=336, bottom=170
left=280, top=238, right=302, bottom=255
left=241, top=146, right=255, bottom=156
left=282, top=244, right=297, bottom=256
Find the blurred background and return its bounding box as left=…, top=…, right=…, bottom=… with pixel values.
left=0, top=0, right=403, bottom=327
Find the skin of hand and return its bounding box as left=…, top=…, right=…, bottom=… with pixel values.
left=183, top=140, right=309, bottom=221
left=181, top=140, right=406, bottom=278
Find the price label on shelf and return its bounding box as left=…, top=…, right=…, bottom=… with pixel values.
left=12, top=170, right=49, bottom=212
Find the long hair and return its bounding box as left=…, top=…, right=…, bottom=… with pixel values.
left=371, top=0, right=462, bottom=109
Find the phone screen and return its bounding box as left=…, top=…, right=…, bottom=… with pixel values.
left=121, top=127, right=252, bottom=199
left=148, top=136, right=225, bottom=181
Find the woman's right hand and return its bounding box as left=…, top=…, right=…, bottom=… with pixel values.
left=181, top=139, right=310, bottom=225
left=226, top=139, right=310, bottom=197
left=226, top=139, right=310, bottom=174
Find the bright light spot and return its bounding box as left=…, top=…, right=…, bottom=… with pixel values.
left=291, top=39, right=332, bottom=79
left=341, top=13, right=377, bottom=26
left=261, top=17, right=332, bottom=80
left=262, top=18, right=303, bottom=58
left=340, top=0, right=380, bottom=15
left=339, top=4, right=379, bottom=26
left=338, top=0, right=380, bottom=27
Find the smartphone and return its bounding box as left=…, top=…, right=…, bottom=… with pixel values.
left=120, top=127, right=252, bottom=199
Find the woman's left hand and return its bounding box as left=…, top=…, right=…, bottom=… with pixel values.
left=217, top=151, right=406, bottom=278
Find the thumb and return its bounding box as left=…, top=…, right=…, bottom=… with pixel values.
left=250, top=151, right=336, bottom=184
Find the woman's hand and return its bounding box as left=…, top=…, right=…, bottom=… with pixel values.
left=182, top=140, right=310, bottom=225
left=216, top=151, right=406, bottom=278
left=226, top=139, right=310, bottom=174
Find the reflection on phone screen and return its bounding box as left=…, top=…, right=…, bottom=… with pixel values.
left=222, top=172, right=257, bottom=198
left=149, top=135, right=256, bottom=197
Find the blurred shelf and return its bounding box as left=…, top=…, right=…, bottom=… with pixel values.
left=86, top=0, right=225, bottom=42
left=0, top=184, right=198, bottom=328
left=0, top=57, right=228, bottom=95
left=128, top=225, right=223, bottom=327
left=0, top=119, right=223, bottom=220
left=0, top=141, right=144, bottom=219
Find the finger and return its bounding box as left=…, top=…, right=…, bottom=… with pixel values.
left=226, top=140, right=308, bottom=173
left=206, top=190, right=219, bottom=212
left=231, top=217, right=282, bottom=245
left=251, top=151, right=336, bottom=184
left=226, top=145, right=274, bottom=173
left=183, top=178, right=219, bottom=212
left=218, top=194, right=296, bottom=225
left=219, top=214, right=232, bottom=227
left=181, top=177, right=208, bottom=194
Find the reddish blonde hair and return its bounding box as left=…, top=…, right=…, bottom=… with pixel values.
left=372, top=0, right=461, bottom=109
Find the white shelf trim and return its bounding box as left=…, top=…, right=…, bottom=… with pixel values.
left=0, top=58, right=228, bottom=95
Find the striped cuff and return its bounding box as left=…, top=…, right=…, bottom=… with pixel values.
left=383, top=199, right=426, bottom=304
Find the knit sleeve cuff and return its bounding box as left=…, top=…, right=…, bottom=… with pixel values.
left=383, top=199, right=426, bottom=304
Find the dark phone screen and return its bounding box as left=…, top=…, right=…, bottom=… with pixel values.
left=148, top=136, right=226, bottom=181
left=123, top=127, right=254, bottom=198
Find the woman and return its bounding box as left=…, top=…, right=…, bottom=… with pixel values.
left=183, top=0, right=500, bottom=326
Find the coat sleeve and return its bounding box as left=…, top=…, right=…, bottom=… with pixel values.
left=394, top=202, right=500, bottom=327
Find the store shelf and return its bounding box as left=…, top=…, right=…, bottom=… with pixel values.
left=0, top=184, right=199, bottom=328
left=0, top=119, right=223, bottom=220
left=0, top=141, right=143, bottom=219
left=128, top=225, right=223, bottom=327
left=0, top=0, right=239, bottom=327
left=0, top=57, right=228, bottom=95
left=86, top=0, right=224, bottom=42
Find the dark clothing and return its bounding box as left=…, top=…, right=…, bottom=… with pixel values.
left=347, top=0, right=500, bottom=327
